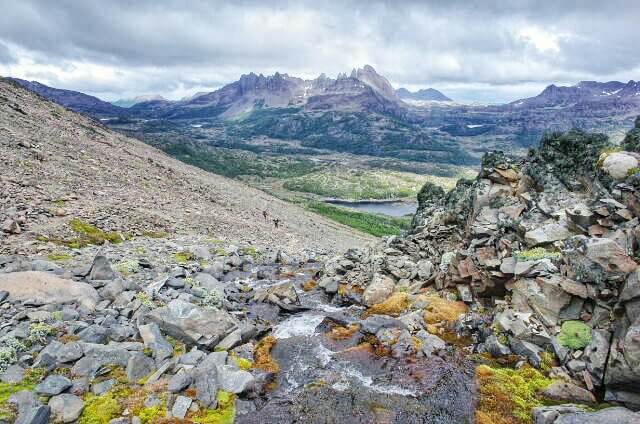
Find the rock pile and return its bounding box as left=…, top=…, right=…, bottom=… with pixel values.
left=320, top=127, right=640, bottom=422
left=0, top=241, right=316, bottom=423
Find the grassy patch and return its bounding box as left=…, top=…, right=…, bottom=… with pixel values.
left=476, top=364, right=554, bottom=424
left=47, top=251, right=73, bottom=261
left=191, top=390, right=236, bottom=424
left=306, top=201, right=411, bottom=237
left=0, top=368, right=47, bottom=420
left=283, top=168, right=458, bottom=200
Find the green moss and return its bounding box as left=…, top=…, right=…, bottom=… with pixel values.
left=136, top=292, right=156, bottom=308
left=476, top=364, right=555, bottom=424
left=137, top=403, right=166, bottom=424
left=0, top=380, right=36, bottom=420
left=627, top=167, right=640, bottom=177
left=192, top=391, right=236, bottom=424
left=69, top=219, right=124, bottom=246
left=47, top=251, right=73, bottom=261
left=27, top=322, right=56, bottom=345
left=514, top=248, right=561, bottom=262
left=174, top=251, right=195, bottom=264
left=558, top=321, right=592, bottom=350
left=52, top=199, right=67, bottom=207
left=79, top=389, right=128, bottom=424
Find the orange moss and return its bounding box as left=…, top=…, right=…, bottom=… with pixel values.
left=302, top=280, right=317, bottom=291
left=328, top=324, right=361, bottom=340
left=364, top=292, right=410, bottom=317
left=254, top=335, right=280, bottom=373
left=422, top=294, right=468, bottom=325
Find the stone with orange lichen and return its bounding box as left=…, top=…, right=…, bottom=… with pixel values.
left=302, top=279, right=317, bottom=291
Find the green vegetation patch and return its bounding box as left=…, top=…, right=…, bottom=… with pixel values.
left=306, top=201, right=411, bottom=237
left=192, top=390, right=236, bottom=424
left=0, top=369, right=46, bottom=421
left=558, top=320, right=592, bottom=350
left=79, top=387, right=131, bottom=424
left=283, top=168, right=457, bottom=200
left=514, top=248, right=562, bottom=262
left=47, top=251, right=73, bottom=261
left=174, top=251, right=195, bottom=264
left=476, top=364, right=555, bottom=424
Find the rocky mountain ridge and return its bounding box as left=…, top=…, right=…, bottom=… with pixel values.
left=396, top=87, right=452, bottom=102
left=317, top=119, right=640, bottom=422
left=0, top=78, right=373, bottom=257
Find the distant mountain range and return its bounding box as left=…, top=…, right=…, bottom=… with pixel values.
left=5, top=68, right=640, bottom=167
left=396, top=87, right=452, bottom=102
left=7, top=78, right=124, bottom=116
left=112, top=94, right=167, bottom=108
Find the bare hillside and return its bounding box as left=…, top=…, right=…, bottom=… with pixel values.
left=0, top=79, right=374, bottom=255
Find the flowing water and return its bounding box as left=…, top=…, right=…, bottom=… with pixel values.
left=239, top=265, right=476, bottom=424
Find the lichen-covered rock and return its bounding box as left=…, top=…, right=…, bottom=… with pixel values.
left=602, top=152, right=639, bottom=180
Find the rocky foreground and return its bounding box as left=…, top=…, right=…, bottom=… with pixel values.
left=320, top=120, right=640, bottom=423
left=1, top=95, right=640, bottom=423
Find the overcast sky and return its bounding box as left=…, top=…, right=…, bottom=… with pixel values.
left=0, top=0, right=639, bottom=103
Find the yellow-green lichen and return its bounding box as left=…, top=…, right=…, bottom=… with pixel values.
left=191, top=390, right=236, bottom=424
left=141, top=230, right=170, bottom=239
left=79, top=386, right=133, bottom=424
left=230, top=353, right=253, bottom=371
left=240, top=246, right=260, bottom=259
left=514, top=248, right=561, bottom=262
left=476, top=364, right=555, bottom=424
left=68, top=219, right=124, bottom=247
left=166, top=336, right=186, bottom=357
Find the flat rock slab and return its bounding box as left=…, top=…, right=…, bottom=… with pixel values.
left=0, top=271, right=99, bottom=311
left=146, top=299, right=238, bottom=348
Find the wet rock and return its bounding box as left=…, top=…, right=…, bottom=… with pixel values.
left=146, top=299, right=238, bottom=348
left=48, top=394, right=84, bottom=423
left=0, top=271, right=99, bottom=311
left=360, top=315, right=405, bottom=334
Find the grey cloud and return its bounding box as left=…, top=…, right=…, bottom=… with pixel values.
left=0, top=42, right=16, bottom=64
left=0, top=0, right=638, bottom=102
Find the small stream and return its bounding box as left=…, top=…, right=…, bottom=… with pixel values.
left=238, top=265, right=477, bottom=424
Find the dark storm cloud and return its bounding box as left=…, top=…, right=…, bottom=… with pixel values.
left=0, top=0, right=638, bottom=102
